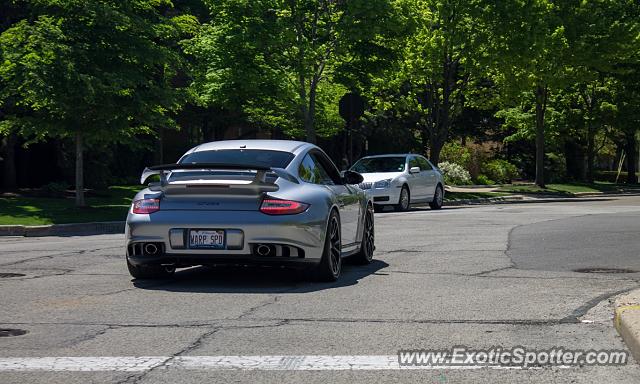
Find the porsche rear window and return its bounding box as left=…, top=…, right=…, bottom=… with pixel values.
left=180, top=149, right=295, bottom=169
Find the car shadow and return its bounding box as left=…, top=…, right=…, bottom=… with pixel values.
left=132, top=259, right=389, bottom=294
left=375, top=205, right=457, bottom=214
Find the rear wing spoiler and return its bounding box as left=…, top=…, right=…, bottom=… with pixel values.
left=140, top=163, right=298, bottom=195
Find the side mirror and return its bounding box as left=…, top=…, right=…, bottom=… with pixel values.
left=409, top=166, right=421, bottom=174
left=342, top=170, right=364, bottom=185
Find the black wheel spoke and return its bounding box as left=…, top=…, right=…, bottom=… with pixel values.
left=364, top=212, right=374, bottom=258
left=328, top=216, right=341, bottom=275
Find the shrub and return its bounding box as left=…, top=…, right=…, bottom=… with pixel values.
left=481, top=159, right=519, bottom=184
left=438, top=161, right=472, bottom=185
left=440, top=142, right=489, bottom=179
left=475, top=174, right=495, bottom=185
left=440, top=142, right=472, bottom=169
left=545, top=153, right=567, bottom=183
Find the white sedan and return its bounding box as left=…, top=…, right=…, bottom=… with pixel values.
left=350, top=154, right=445, bottom=212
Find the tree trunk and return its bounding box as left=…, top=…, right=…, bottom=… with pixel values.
left=586, top=121, right=595, bottom=183
left=534, top=84, right=548, bottom=188
left=430, top=139, right=444, bottom=166
left=421, top=125, right=430, bottom=156
left=75, top=131, right=85, bottom=207
left=304, top=83, right=317, bottom=144
left=1, top=133, right=17, bottom=190
left=154, top=127, right=164, bottom=165
left=626, top=129, right=638, bottom=184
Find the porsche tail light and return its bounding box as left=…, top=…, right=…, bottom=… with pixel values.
left=132, top=198, right=160, bottom=214
left=260, top=198, right=309, bottom=215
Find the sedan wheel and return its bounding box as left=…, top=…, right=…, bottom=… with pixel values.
left=395, top=186, right=410, bottom=212
left=315, top=211, right=342, bottom=282
left=429, top=185, right=444, bottom=210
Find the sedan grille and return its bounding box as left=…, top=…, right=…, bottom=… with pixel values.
left=359, top=182, right=372, bottom=190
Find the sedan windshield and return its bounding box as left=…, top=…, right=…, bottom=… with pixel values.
left=351, top=157, right=406, bottom=173
left=180, top=149, right=294, bottom=168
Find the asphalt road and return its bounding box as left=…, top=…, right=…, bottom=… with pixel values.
left=2, top=196, right=640, bottom=383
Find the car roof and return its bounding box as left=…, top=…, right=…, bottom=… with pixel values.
left=188, top=140, right=312, bottom=155
left=358, top=154, right=420, bottom=159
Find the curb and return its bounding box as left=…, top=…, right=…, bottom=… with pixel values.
left=444, top=193, right=631, bottom=206
left=614, top=290, right=640, bottom=363
left=445, top=195, right=525, bottom=206
left=0, top=221, right=125, bottom=237
left=573, top=190, right=640, bottom=197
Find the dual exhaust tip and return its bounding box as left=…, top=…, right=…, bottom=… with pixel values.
left=141, top=242, right=284, bottom=257
left=253, top=243, right=304, bottom=258
left=255, top=244, right=274, bottom=257
left=144, top=243, right=160, bottom=255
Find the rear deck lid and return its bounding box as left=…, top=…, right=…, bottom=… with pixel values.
left=139, top=163, right=297, bottom=211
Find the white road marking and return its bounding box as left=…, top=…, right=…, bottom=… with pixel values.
left=0, top=357, right=168, bottom=372
left=0, top=356, right=573, bottom=372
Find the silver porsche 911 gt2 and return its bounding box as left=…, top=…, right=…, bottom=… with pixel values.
left=126, top=140, right=375, bottom=282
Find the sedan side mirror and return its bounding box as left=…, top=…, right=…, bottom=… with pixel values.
left=409, top=166, right=421, bottom=174
left=342, top=170, right=364, bottom=185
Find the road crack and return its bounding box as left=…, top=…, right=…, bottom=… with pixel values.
left=560, top=286, right=640, bottom=323
left=116, top=327, right=222, bottom=384
left=0, top=246, right=122, bottom=267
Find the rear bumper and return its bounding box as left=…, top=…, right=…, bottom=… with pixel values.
left=125, top=209, right=327, bottom=266
left=127, top=252, right=318, bottom=268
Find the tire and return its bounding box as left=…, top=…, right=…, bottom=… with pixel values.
left=352, top=205, right=375, bottom=265
left=373, top=205, right=384, bottom=213
left=394, top=185, right=410, bottom=212
left=127, top=259, right=175, bottom=280
left=314, top=210, right=342, bottom=282
left=429, top=185, right=444, bottom=210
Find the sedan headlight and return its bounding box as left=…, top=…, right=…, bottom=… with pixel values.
left=374, top=179, right=392, bottom=189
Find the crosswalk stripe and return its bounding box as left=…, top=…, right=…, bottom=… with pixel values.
left=0, top=356, right=574, bottom=371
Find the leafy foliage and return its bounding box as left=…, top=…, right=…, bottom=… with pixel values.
left=188, top=0, right=407, bottom=142
left=481, top=159, right=519, bottom=184
left=0, top=0, right=187, bottom=143
left=438, top=161, right=471, bottom=186
left=1, top=0, right=640, bottom=194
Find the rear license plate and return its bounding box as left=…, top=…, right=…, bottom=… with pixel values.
left=189, top=230, right=225, bottom=249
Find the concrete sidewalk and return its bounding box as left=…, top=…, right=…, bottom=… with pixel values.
left=615, top=290, right=640, bottom=363
left=447, top=185, right=640, bottom=196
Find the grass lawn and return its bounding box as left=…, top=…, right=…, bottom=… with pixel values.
left=0, top=185, right=140, bottom=226
left=497, top=182, right=639, bottom=196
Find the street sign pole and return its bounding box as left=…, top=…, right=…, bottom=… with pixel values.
left=339, top=93, right=365, bottom=168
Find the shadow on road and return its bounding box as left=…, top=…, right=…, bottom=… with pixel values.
left=132, top=259, right=389, bottom=294
left=375, top=206, right=466, bottom=214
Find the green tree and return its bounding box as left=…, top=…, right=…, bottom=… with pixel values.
left=480, top=0, right=568, bottom=187
left=192, top=0, right=405, bottom=143
left=367, top=0, right=492, bottom=165
left=612, top=68, right=640, bottom=184
left=0, top=0, right=29, bottom=189
left=560, top=0, right=639, bottom=182
left=0, top=0, right=187, bottom=205
left=484, top=0, right=639, bottom=186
